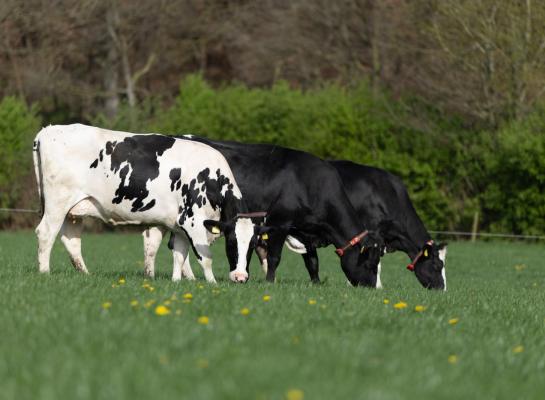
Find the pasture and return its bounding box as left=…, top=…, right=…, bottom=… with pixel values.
left=1, top=230, right=544, bottom=400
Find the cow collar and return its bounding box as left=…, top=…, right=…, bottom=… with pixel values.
left=335, top=231, right=368, bottom=257
left=406, top=240, right=434, bottom=271
left=236, top=211, right=267, bottom=219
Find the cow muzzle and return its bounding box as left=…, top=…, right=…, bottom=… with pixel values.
left=230, top=270, right=249, bottom=283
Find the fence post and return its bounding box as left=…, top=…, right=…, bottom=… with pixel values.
left=471, top=211, right=479, bottom=243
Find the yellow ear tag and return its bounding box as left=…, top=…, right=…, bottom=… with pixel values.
left=211, top=226, right=221, bottom=234
left=261, top=233, right=269, bottom=240
left=423, top=249, right=428, bottom=257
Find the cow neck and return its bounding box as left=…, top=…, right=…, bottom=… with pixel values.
left=327, top=202, right=368, bottom=251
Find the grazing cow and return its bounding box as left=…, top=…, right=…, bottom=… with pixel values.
left=263, top=161, right=447, bottom=290
left=32, top=124, right=262, bottom=283
left=143, top=137, right=384, bottom=287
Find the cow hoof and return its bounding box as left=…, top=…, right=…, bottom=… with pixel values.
left=230, top=271, right=248, bottom=283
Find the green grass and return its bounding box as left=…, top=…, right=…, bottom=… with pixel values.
left=1, top=231, right=544, bottom=400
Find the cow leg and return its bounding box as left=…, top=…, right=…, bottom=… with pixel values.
left=60, top=217, right=88, bottom=274
left=302, top=246, right=320, bottom=284
left=36, top=205, right=74, bottom=273
left=170, top=233, right=194, bottom=282
left=194, top=246, right=216, bottom=284
left=255, top=246, right=268, bottom=274
left=142, top=227, right=165, bottom=279
left=265, top=232, right=288, bottom=283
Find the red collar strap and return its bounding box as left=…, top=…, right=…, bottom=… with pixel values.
left=335, top=231, right=368, bottom=257
left=407, top=240, right=434, bottom=271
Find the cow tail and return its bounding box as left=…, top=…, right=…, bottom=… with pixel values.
left=32, top=139, right=45, bottom=217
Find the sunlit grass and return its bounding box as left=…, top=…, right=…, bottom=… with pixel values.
left=0, top=231, right=544, bottom=399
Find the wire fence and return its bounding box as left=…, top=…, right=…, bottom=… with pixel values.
left=1, top=207, right=544, bottom=241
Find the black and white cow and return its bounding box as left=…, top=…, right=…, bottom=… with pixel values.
left=260, top=161, right=447, bottom=289
left=142, top=137, right=384, bottom=287
left=32, top=124, right=262, bottom=283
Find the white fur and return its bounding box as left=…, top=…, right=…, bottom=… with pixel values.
left=285, top=235, right=307, bottom=254
left=376, top=262, right=383, bottom=289
left=230, top=218, right=253, bottom=282
left=439, top=246, right=447, bottom=291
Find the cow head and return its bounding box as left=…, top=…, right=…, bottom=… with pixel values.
left=340, top=230, right=385, bottom=288
left=408, top=242, right=447, bottom=290
left=204, top=217, right=258, bottom=283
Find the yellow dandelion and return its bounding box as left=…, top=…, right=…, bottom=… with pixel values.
left=212, top=289, right=221, bottom=295
left=154, top=305, right=170, bottom=316
left=448, top=355, right=458, bottom=364
left=286, top=389, right=304, bottom=400
left=130, top=299, right=139, bottom=307
left=159, top=355, right=169, bottom=365
left=320, top=304, right=327, bottom=310
left=263, top=295, right=271, bottom=302
left=393, top=301, right=408, bottom=309
left=240, top=308, right=250, bottom=316
left=144, top=299, right=156, bottom=308
left=308, top=299, right=317, bottom=305
left=292, top=336, right=300, bottom=345
left=102, top=301, right=112, bottom=310
left=512, top=345, right=524, bottom=354
left=383, top=299, right=390, bottom=304
left=198, top=284, right=204, bottom=289
left=111, top=284, right=118, bottom=288
left=415, top=305, right=426, bottom=312
left=196, top=358, right=209, bottom=369
left=118, top=277, right=126, bottom=284
left=148, top=286, right=155, bottom=292
left=163, top=300, right=172, bottom=306
left=142, top=283, right=150, bottom=288
left=182, top=299, right=192, bottom=304
left=198, top=316, right=209, bottom=325
left=448, top=318, right=459, bottom=325
left=514, top=264, right=526, bottom=272
left=175, top=309, right=182, bottom=316
left=183, top=293, right=193, bottom=300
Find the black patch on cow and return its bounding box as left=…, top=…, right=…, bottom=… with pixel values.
left=90, top=159, right=98, bottom=168
left=93, top=135, right=176, bottom=212
left=169, top=168, right=182, bottom=192
left=99, top=149, right=104, bottom=161
left=176, top=167, right=236, bottom=225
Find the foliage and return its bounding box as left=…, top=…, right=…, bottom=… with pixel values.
left=0, top=97, right=41, bottom=215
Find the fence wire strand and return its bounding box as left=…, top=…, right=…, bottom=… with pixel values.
left=0, top=207, right=544, bottom=240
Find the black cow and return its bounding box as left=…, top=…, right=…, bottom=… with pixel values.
left=262, top=161, right=447, bottom=290
left=160, top=137, right=385, bottom=287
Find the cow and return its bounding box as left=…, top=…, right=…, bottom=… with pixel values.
left=141, top=136, right=384, bottom=287
left=144, top=149, right=446, bottom=290
left=32, top=124, right=263, bottom=283
left=258, top=161, right=447, bottom=290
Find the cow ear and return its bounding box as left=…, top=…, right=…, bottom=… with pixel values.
left=203, top=220, right=226, bottom=234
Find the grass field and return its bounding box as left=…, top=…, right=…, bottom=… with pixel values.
left=1, top=230, right=544, bottom=400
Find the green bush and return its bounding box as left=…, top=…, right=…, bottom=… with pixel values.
left=0, top=97, right=41, bottom=217
left=154, top=75, right=457, bottom=230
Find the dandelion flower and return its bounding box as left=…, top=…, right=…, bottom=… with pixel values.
left=130, top=300, right=139, bottom=307
left=263, top=295, right=271, bottom=302
left=196, top=358, right=209, bottom=369
left=512, top=345, right=524, bottom=354
left=240, top=308, right=250, bottom=316
left=448, top=318, right=459, bottom=325
left=111, top=284, right=118, bottom=288
left=198, top=316, right=209, bottom=325
left=198, top=284, right=204, bottom=289
left=415, top=305, right=426, bottom=312
left=175, top=309, right=182, bottom=316
left=320, top=305, right=327, bottom=310
left=182, top=299, right=192, bottom=304
left=514, top=264, right=526, bottom=272
left=393, top=301, right=408, bottom=309
left=163, top=300, right=172, bottom=306
left=308, top=299, right=317, bottom=305
left=383, top=299, right=390, bottom=304
left=118, top=277, right=126, bottom=284
left=154, top=305, right=170, bottom=316
left=286, top=389, right=304, bottom=400
left=183, top=293, right=193, bottom=300
left=102, top=302, right=112, bottom=310
left=144, top=300, right=156, bottom=308
left=448, top=355, right=458, bottom=364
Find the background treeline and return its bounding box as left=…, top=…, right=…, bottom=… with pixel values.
left=1, top=0, right=544, bottom=234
